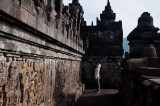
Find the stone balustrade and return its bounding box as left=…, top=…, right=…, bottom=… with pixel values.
left=121, top=58, right=160, bottom=106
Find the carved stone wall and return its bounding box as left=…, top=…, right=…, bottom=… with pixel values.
left=0, top=0, right=84, bottom=106
left=0, top=55, right=83, bottom=106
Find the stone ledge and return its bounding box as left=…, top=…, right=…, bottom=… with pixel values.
left=137, top=67, right=160, bottom=76
left=0, top=10, right=84, bottom=54
left=0, top=31, right=83, bottom=60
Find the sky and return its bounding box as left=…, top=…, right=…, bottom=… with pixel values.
left=63, top=0, right=160, bottom=38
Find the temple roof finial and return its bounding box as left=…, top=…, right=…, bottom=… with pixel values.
left=100, top=0, right=116, bottom=21
left=107, top=0, right=111, bottom=8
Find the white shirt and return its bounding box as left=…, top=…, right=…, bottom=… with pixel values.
left=94, top=63, right=101, bottom=79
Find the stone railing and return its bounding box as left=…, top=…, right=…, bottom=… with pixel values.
left=121, top=58, right=160, bottom=106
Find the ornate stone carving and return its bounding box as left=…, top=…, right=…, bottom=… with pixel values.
left=0, top=0, right=84, bottom=105
left=0, top=55, right=83, bottom=106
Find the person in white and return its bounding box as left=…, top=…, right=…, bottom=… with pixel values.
left=94, top=62, right=101, bottom=93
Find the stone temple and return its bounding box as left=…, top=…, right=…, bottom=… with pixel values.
left=127, top=12, right=160, bottom=58
left=0, top=0, right=160, bottom=106
left=81, top=0, right=123, bottom=88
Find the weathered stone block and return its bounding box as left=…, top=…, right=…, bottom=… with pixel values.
left=0, top=41, right=5, bottom=49
left=28, top=13, right=36, bottom=28
left=1, top=23, right=11, bottom=33
left=20, top=7, right=29, bottom=24
left=36, top=19, right=43, bottom=32
left=4, top=43, right=16, bottom=51
left=0, top=0, right=11, bottom=14
left=12, top=1, right=21, bottom=19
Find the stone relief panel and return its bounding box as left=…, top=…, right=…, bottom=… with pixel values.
left=43, top=59, right=56, bottom=106
left=0, top=54, right=82, bottom=106
left=5, top=57, right=21, bottom=106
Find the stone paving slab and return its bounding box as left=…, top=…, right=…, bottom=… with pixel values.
left=76, top=89, right=125, bottom=106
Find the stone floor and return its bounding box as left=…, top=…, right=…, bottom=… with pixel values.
left=75, top=89, right=125, bottom=106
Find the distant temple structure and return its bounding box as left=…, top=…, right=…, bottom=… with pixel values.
left=81, top=0, right=123, bottom=87
left=127, top=12, right=160, bottom=58
left=81, top=0, right=123, bottom=59
left=121, top=12, right=160, bottom=106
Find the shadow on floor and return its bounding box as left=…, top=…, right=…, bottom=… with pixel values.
left=75, top=89, right=125, bottom=106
